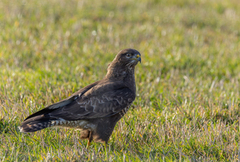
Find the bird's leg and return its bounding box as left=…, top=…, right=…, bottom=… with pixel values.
left=87, top=140, right=91, bottom=148
left=87, top=131, right=93, bottom=149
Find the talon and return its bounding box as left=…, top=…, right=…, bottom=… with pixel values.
left=87, top=130, right=93, bottom=149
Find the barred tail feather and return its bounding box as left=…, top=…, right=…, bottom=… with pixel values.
left=19, top=115, right=57, bottom=132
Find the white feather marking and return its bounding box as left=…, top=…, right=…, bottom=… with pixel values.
left=18, top=126, right=23, bottom=132
left=51, top=121, right=55, bottom=125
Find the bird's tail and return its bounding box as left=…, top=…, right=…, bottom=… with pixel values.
left=19, top=115, right=57, bottom=133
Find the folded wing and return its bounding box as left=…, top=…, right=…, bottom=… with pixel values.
left=48, top=86, right=135, bottom=120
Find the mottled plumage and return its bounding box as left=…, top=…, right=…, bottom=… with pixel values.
left=19, top=48, right=141, bottom=145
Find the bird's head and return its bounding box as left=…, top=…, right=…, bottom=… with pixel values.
left=106, top=48, right=141, bottom=80
left=110, top=48, right=141, bottom=69
left=106, top=48, right=141, bottom=79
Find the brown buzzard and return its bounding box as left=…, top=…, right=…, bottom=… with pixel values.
left=19, top=48, right=141, bottom=146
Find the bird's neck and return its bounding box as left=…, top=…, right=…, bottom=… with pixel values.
left=106, top=66, right=136, bottom=93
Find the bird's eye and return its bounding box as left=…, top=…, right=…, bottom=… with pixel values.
left=126, top=53, right=131, bottom=57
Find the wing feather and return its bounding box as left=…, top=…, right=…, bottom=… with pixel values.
left=48, top=85, right=135, bottom=120
left=23, top=81, right=100, bottom=121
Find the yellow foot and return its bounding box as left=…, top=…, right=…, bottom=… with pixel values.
left=87, top=140, right=91, bottom=149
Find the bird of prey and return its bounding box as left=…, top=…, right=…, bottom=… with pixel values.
left=19, top=48, right=141, bottom=146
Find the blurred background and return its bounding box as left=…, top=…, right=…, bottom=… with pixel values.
left=1, top=0, right=240, bottom=161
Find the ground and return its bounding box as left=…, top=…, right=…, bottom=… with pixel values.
left=1, top=0, right=240, bottom=161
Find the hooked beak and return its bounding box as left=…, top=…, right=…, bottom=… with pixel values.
left=129, top=53, right=141, bottom=64
left=136, top=54, right=141, bottom=63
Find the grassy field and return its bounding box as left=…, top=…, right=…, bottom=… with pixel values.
left=1, top=0, right=240, bottom=161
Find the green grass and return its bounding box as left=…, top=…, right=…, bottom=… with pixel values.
left=1, top=0, right=240, bottom=161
